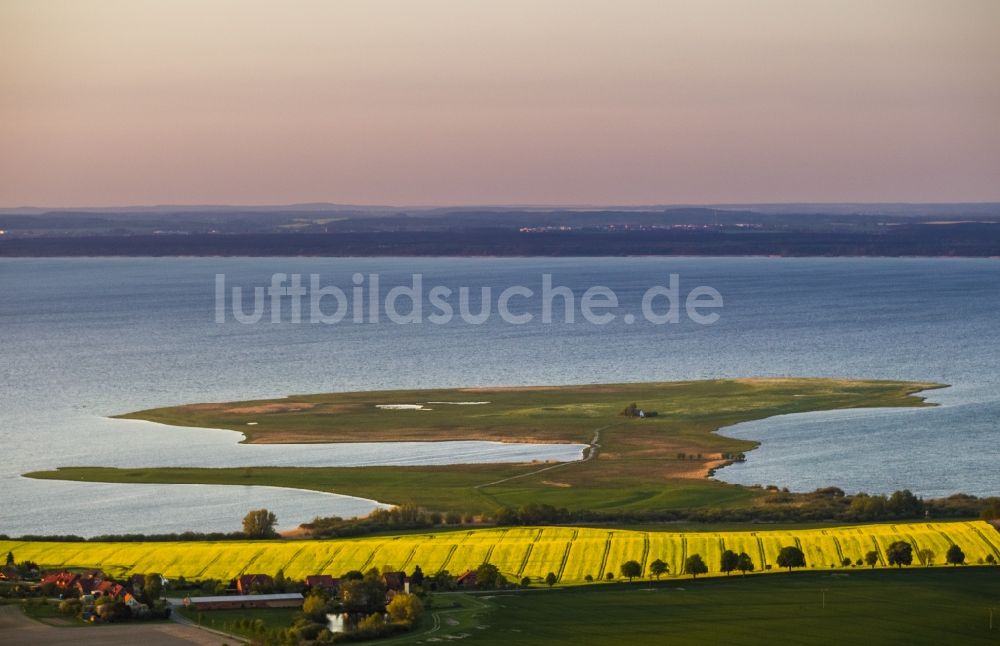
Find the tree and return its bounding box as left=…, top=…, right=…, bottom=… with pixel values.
left=864, top=551, right=879, bottom=568
left=736, top=552, right=754, bottom=575
left=357, top=612, right=387, bottom=635
left=684, top=554, right=708, bottom=578
left=242, top=509, right=278, bottom=538
left=5, top=551, right=13, bottom=567
left=917, top=549, right=935, bottom=566
left=584, top=574, right=594, bottom=583
left=776, top=546, right=805, bottom=571
left=886, top=541, right=913, bottom=567
left=143, top=573, right=163, bottom=602
left=340, top=578, right=387, bottom=615
left=605, top=572, right=614, bottom=581
left=16, top=560, right=39, bottom=578
left=841, top=557, right=853, bottom=567
left=521, top=576, right=532, bottom=587
left=97, top=600, right=131, bottom=623
left=409, top=565, right=424, bottom=588
left=987, top=554, right=996, bottom=565
left=387, top=593, right=423, bottom=625
left=620, top=560, right=642, bottom=582
left=58, top=598, right=81, bottom=616
left=273, top=569, right=287, bottom=592
left=302, top=592, right=330, bottom=621
left=720, top=550, right=739, bottom=576
left=945, top=544, right=965, bottom=566
left=428, top=570, right=455, bottom=591
left=649, top=559, right=669, bottom=580
left=474, top=563, right=507, bottom=590
left=545, top=572, right=557, bottom=587
left=887, top=490, right=924, bottom=517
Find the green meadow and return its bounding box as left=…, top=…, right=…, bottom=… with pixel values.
left=28, top=379, right=941, bottom=515
left=412, top=568, right=1000, bottom=646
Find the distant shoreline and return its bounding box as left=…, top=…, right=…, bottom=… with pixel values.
left=4, top=205, right=999, bottom=257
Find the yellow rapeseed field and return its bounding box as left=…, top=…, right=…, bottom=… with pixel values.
left=2, top=521, right=997, bottom=584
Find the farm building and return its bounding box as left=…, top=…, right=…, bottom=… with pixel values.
left=183, top=592, right=303, bottom=610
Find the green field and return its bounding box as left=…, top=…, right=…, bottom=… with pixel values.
left=27, top=378, right=942, bottom=514
left=3, top=522, right=996, bottom=584
left=177, top=606, right=297, bottom=638
left=411, top=568, right=1000, bottom=646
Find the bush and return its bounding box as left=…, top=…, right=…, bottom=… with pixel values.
left=58, top=599, right=81, bottom=615
left=387, top=593, right=423, bottom=626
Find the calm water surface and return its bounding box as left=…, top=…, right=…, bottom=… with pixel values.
left=2, top=257, right=997, bottom=535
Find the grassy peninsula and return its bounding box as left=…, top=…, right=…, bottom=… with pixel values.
left=26, top=379, right=942, bottom=515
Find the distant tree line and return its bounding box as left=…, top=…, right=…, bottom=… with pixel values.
left=492, top=491, right=1000, bottom=526
left=303, top=504, right=476, bottom=539
left=4, top=491, right=998, bottom=543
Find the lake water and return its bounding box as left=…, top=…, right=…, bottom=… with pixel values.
left=2, top=257, right=998, bottom=535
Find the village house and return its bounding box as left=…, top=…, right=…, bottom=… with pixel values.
left=304, top=574, right=339, bottom=593
left=381, top=571, right=407, bottom=592
left=455, top=570, right=477, bottom=588
left=236, top=573, right=274, bottom=594
left=73, top=570, right=107, bottom=596
left=95, top=579, right=130, bottom=600
left=74, top=577, right=101, bottom=596
left=39, top=570, right=79, bottom=591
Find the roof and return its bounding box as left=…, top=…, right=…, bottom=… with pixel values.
left=40, top=572, right=79, bottom=586
left=185, top=593, right=303, bottom=604
left=75, top=579, right=99, bottom=593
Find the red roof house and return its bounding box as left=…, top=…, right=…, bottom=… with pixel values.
left=237, top=574, right=274, bottom=595
left=304, top=575, right=339, bottom=592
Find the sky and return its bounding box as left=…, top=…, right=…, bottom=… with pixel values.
left=1, top=0, right=998, bottom=208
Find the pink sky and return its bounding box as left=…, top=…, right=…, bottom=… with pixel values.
left=1, top=0, right=998, bottom=207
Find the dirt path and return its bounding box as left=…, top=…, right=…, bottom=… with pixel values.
left=474, top=424, right=610, bottom=489
left=0, top=603, right=237, bottom=646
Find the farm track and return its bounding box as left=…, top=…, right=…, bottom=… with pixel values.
left=554, top=530, right=578, bottom=582
left=596, top=532, right=613, bottom=579
left=756, top=536, right=767, bottom=569
left=968, top=525, right=1000, bottom=559
left=472, top=424, right=613, bottom=490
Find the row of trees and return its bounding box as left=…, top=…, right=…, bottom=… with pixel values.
left=491, top=492, right=1000, bottom=528
left=608, top=542, right=986, bottom=581
left=876, top=542, right=976, bottom=568
left=303, top=505, right=478, bottom=539
left=5, top=491, right=998, bottom=545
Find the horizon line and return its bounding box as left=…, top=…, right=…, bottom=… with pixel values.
left=5, top=200, right=1000, bottom=212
